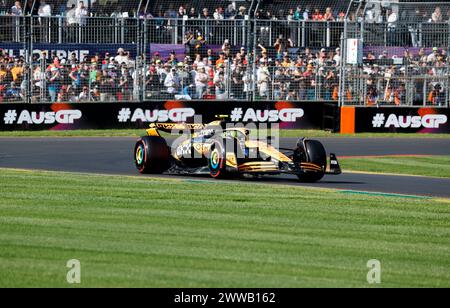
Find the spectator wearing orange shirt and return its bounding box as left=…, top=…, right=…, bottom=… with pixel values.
left=216, top=53, right=226, bottom=69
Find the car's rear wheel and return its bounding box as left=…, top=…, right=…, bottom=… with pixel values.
left=135, top=136, right=170, bottom=174
left=208, top=141, right=229, bottom=179
left=295, top=139, right=327, bottom=183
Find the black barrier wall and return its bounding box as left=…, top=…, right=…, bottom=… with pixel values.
left=354, top=107, right=450, bottom=134
left=0, top=102, right=337, bottom=131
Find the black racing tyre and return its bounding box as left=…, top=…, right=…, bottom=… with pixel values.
left=296, top=139, right=327, bottom=183
left=208, top=140, right=229, bottom=179
left=134, top=136, right=170, bottom=174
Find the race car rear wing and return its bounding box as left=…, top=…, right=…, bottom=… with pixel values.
left=146, top=123, right=207, bottom=136
left=147, top=121, right=226, bottom=137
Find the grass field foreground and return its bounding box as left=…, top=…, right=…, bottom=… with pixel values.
left=0, top=169, right=449, bottom=288
left=341, top=156, right=450, bottom=178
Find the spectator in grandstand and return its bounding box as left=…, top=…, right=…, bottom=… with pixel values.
left=231, top=64, right=245, bottom=99
left=323, top=8, right=335, bottom=21
left=188, top=7, right=198, bottom=19
left=195, top=67, right=208, bottom=99
left=236, top=6, right=247, bottom=20
left=432, top=7, right=443, bottom=23
left=115, top=48, right=129, bottom=66
left=38, top=0, right=52, bottom=17
left=10, top=1, right=22, bottom=16
left=333, top=48, right=341, bottom=66
left=75, top=1, right=89, bottom=26
left=312, top=9, right=323, bottom=21
left=177, top=6, right=186, bottom=18
left=214, top=70, right=227, bottom=100
left=387, top=9, right=398, bottom=28
left=10, top=60, right=24, bottom=83
left=257, top=65, right=270, bottom=99
left=224, top=3, right=236, bottom=19
left=201, top=8, right=210, bottom=19
left=78, top=86, right=90, bottom=102
left=427, top=47, right=440, bottom=63
left=164, top=67, right=180, bottom=95
left=293, top=6, right=303, bottom=21
left=118, top=68, right=131, bottom=101
left=214, top=7, right=224, bottom=20
left=47, top=66, right=62, bottom=103
left=67, top=4, right=77, bottom=24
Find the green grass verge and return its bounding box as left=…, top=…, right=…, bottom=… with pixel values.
left=1, top=129, right=450, bottom=138
left=0, top=168, right=449, bottom=288
left=341, top=156, right=450, bottom=178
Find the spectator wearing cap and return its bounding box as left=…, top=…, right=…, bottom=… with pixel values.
left=428, top=47, right=439, bottom=63
left=115, top=48, right=129, bottom=66
left=334, top=48, right=341, bottom=66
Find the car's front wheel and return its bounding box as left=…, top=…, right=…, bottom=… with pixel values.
left=294, top=139, right=327, bottom=183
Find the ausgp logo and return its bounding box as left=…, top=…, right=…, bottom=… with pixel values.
left=3, top=109, right=82, bottom=125
left=385, top=114, right=447, bottom=129
left=129, top=108, right=195, bottom=123
left=235, top=108, right=304, bottom=122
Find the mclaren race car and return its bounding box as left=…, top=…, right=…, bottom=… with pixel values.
left=134, top=119, right=341, bottom=182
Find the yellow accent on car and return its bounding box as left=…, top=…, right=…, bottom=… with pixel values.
left=146, top=128, right=161, bottom=137
left=226, top=153, right=238, bottom=168
left=238, top=162, right=278, bottom=172
left=245, top=140, right=291, bottom=162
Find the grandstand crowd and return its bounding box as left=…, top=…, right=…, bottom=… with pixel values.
left=0, top=0, right=449, bottom=105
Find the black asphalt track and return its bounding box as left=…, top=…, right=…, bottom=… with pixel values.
left=1, top=137, right=450, bottom=198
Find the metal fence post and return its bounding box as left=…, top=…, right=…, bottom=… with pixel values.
left=58, top=17, right=62, bottom=44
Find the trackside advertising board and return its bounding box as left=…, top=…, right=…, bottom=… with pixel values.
left=0, top=101, right=333, bottom=131
left=354, top=107, right=450, bottom=133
